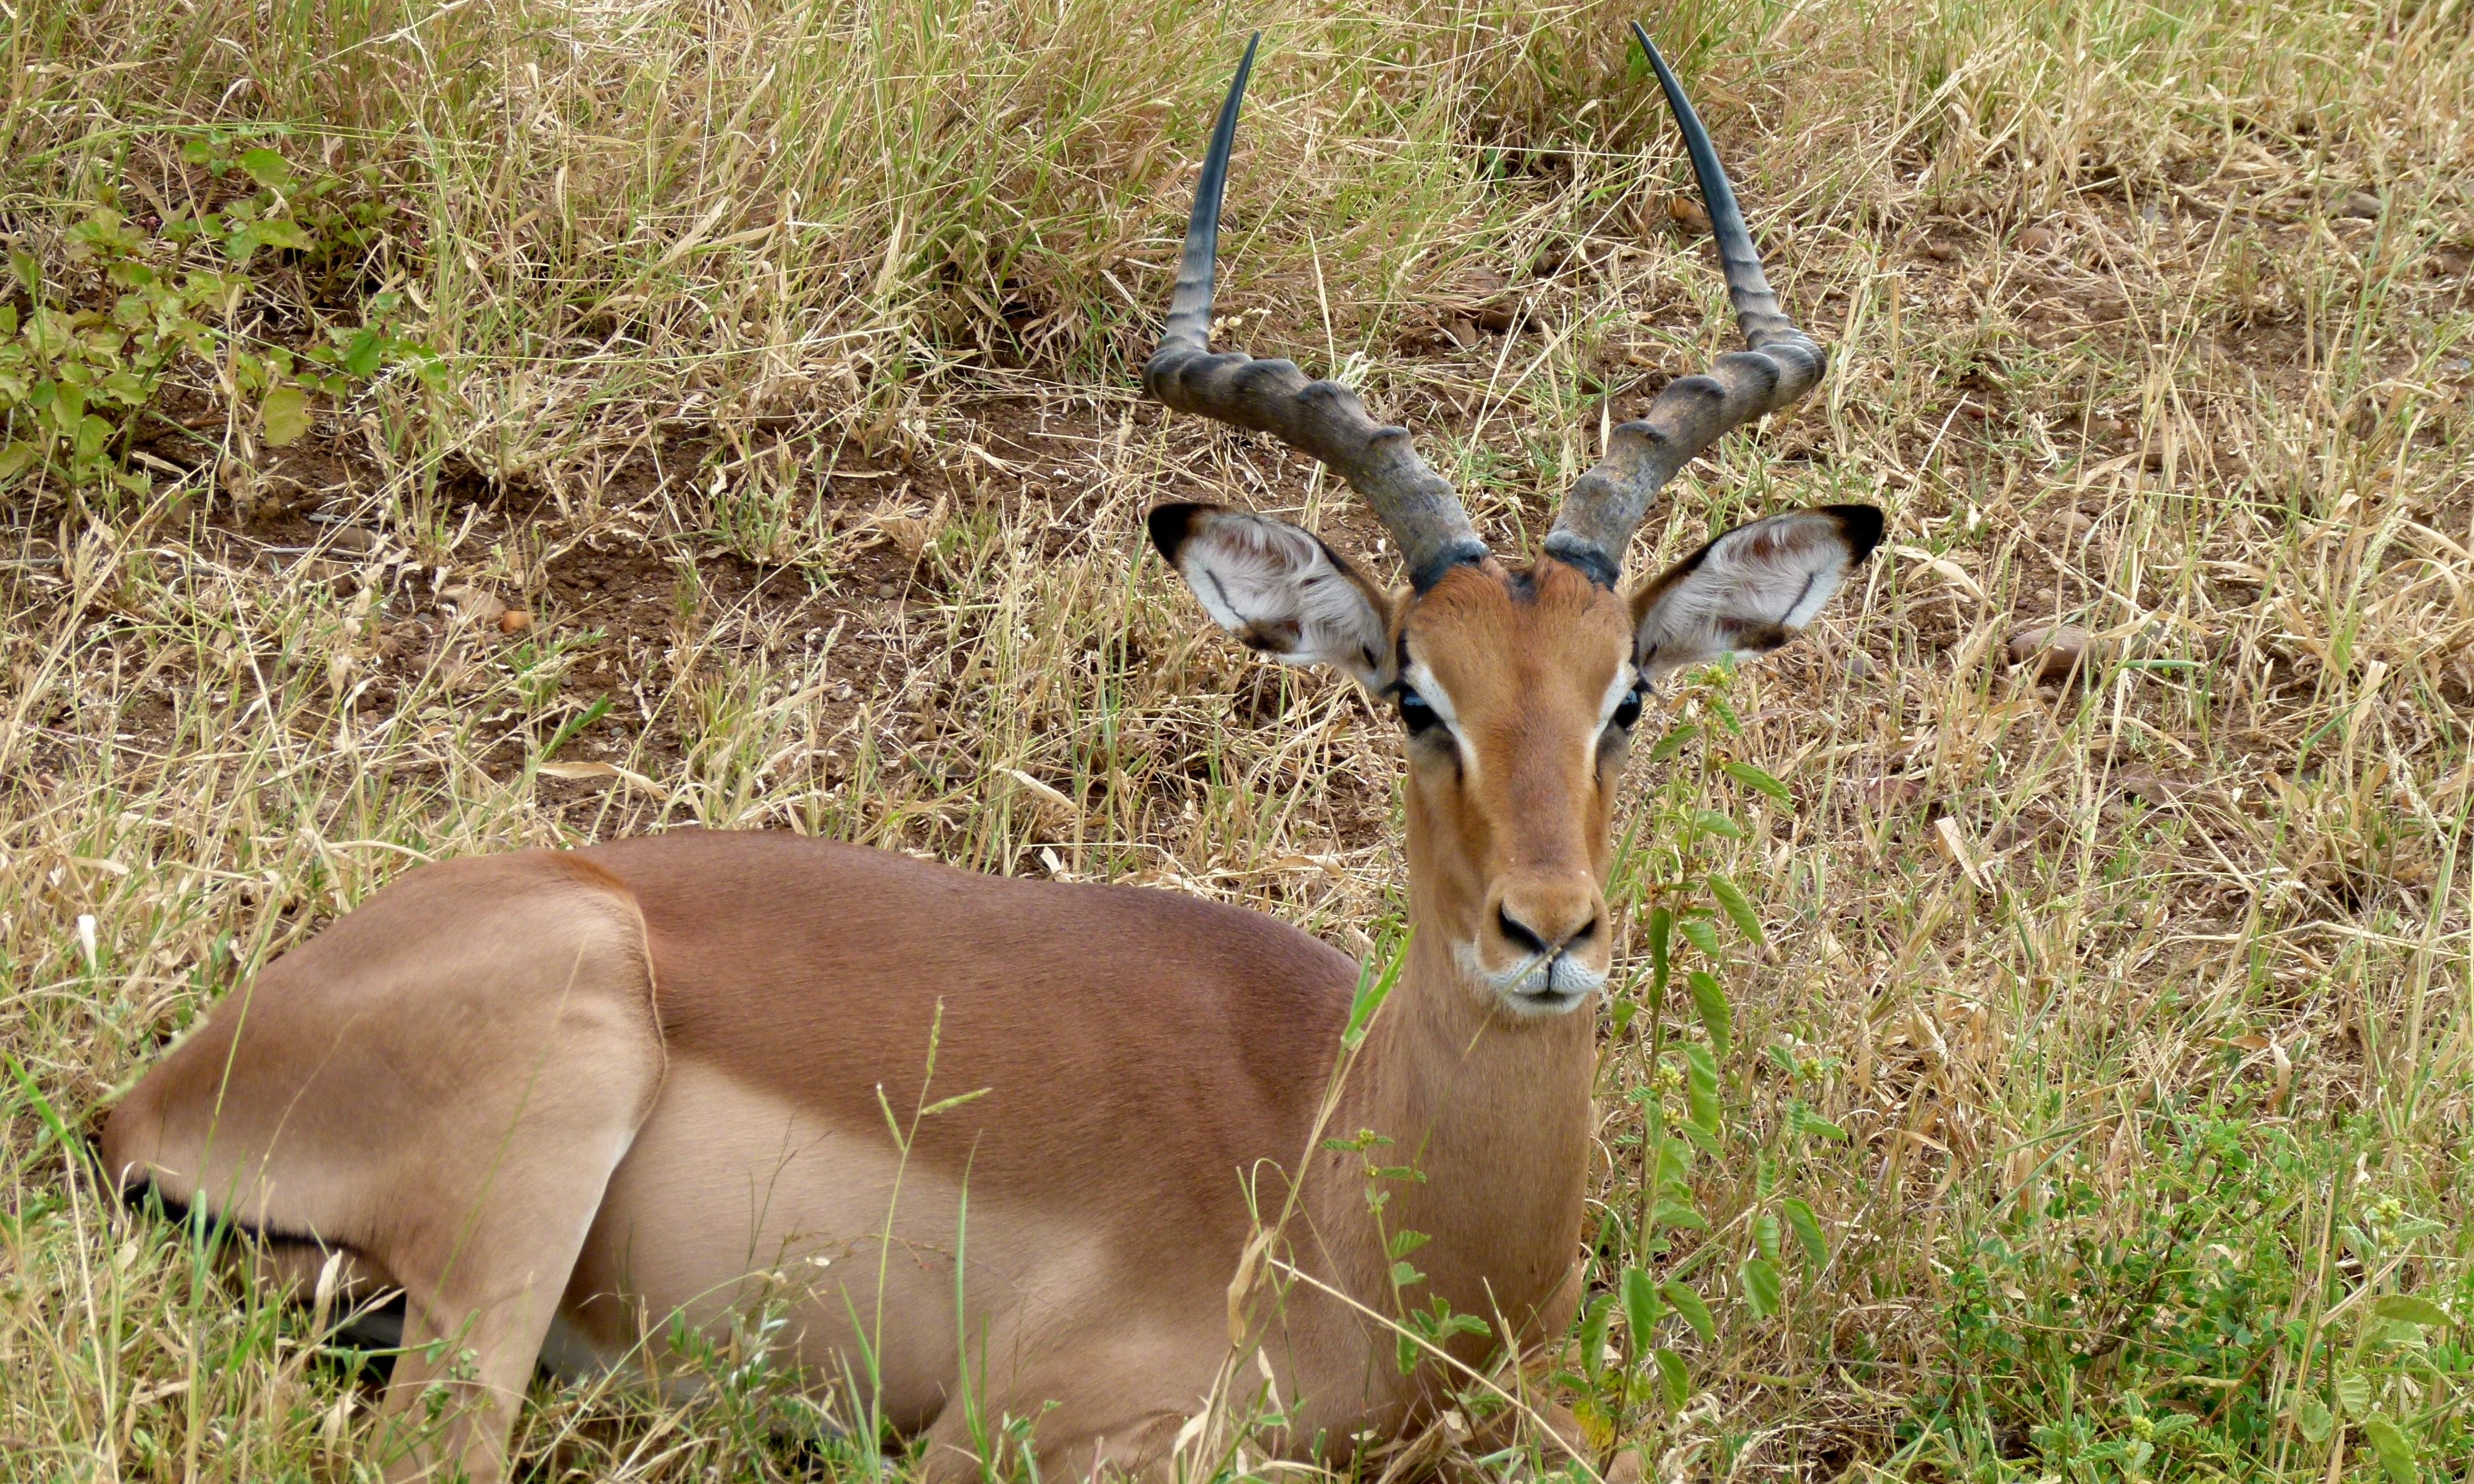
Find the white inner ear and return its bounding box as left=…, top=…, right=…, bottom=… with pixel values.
left=1636, top=510, right=1861, bottom=679
left=1173, top=511, right=1392, bottom=688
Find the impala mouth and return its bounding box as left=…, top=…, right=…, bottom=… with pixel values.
left=1457, top=941, right=1606, bottom=1017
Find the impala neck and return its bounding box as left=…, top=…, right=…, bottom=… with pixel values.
left=1327, top=906, right=1598, bottom=1333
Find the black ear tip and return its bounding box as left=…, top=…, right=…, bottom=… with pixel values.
left=1826, top=504, right=1886, bottom=562
left=1147, top=503, right=1212, bottom=564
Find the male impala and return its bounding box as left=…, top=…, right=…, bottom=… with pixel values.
left=102, top=26, right=1878, bottom=1483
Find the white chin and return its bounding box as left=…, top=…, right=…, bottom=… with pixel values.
left=1460, top=944, right=1603, bottom=1017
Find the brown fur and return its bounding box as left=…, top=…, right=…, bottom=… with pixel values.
left=99, top=539, right=1846, bottom=1482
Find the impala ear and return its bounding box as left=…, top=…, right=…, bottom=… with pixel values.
left=1631, top=504, right=1884, bottom=680
left=1148, top=503, right=1397, bottom=690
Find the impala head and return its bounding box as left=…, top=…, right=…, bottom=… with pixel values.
left=1146, top=28, right=1882, bottom=1020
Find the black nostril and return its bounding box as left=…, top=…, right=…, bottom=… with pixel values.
left=1571, top=915, right=1599, bottom=944
left=1496, top=906, right=1548, bottom=956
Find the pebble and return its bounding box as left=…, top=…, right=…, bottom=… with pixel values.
left=2008, top=622, right=2091, bottom=681
left=2018, top=225, right=2059, bottom=253
left=2333, top=190, right=2384, bottom=220
left=440, top=585, right=506, bottom=626
left=1668, top=195, right=1713, bottom=234
left=498, top=609, right=533, bottom=635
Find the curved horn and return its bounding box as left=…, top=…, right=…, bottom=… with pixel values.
left=1543, top=22, right=1829, bottom=587
left=1143, top=34, right=1487, bottom=593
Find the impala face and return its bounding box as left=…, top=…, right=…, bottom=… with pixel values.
left=1143, top=24, right=1882, bottom=1023
left=1149, top=503, right=1883, bottom=1021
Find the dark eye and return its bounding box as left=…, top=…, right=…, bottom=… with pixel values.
left=1398, top=689, right=1443, bottom=737
left=1609, top=685, right=1645, bottom=732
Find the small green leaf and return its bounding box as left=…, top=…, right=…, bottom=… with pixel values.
left=2371, top=1294, right=2451, bottom=1329
left=1653, top=1347, right=1689, bottom=1409
left=260, top=384, right=312, bottom=446
left=1662, top=1280, right=1713, bottom=1343
left=1679, top=913, right=1724, bottom=961
left=1621, top=1264, right=1663, bottom=1351
left=1677, top=1042, right=1721, bottom=1134
left=73, top=413, right=112, bottom=464
left=1721, top=759, right=1790, bottom=800
left=1387, top=1229, right=1430, bottom=1259
left=1799, top=1112, right=1850, bottom=1142
left=1578, top=1293, right=1616, bottom=1381
left=1647, top=723, right=1697, bottom=763
left=1687, top=969, right=1732, bottom=1055
left=2361, top=1414, right=2414, bottom=1483
left=1707, top=872, right=1766, bottom=946
left=253, top=218, right=311, bottom=252
left=1752, top=1211, right=1782, bottom=1264
left=1652, top=1199, right=1709, bottom=1231
left=1646, top=904, right=1671, bottom=1002
left=0, top=442, right=37, bottom=483
left=238, top=147, right=293, bottom=190
left=1691, top=810, right=1744, bottom=839
left=1782, top=1197, right=1828, bottom=1267
left=1741, top=1257, right=1782, bottom=1319
left=1390, top=1261, right=1425, bottom=1288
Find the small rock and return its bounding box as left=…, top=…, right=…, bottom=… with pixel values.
left=329, top=527, right=377, bottom=555
left=2333, top=190, right=2384, bottom=220
left=440, top=585, right=507, bottom=626
left=498, top=609, right=533, bottom=635
left=1922, top=239, right=1961, bottom=262
left=875, top=582, right=897, bottom=599
left=1472, top=299, right=1519, bottom=334
left=2058, top=508, right=2095, bottom=542
left=2018, top=224, right=2059, bottom=253
left=1668, top=195, right=1713, bottom=234
left=2008, top=622, right=2091, bottom=682
left=1845, top=650, right=1876, bottom=680
left=1443, top=314, right=1480, bottom=349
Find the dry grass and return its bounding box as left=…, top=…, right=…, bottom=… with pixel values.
left=4, top=0, right=2472, bottom=1478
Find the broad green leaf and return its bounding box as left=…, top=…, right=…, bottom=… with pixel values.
left=1691, top=810, right=1744, bottom=839
left=1800, top=1112, right=1850, bottom=1142
left=2291, top=1396, right=2331, bottom=1443
left=2334, top=1369, right=2370, bottom=1418
left=73, top=413, right=111, bottom=464
left=1621, top=1265, right=1663, bottom=1350
left=252, top=218, right=311, bottom=252
left=1653, top=1347, right=1689, bottom=1409
left=1647, top=723, right=1697, bottom=763
left=260, top=385, right=312, bottom=446
left=2372, top=1294, right=2451, bottom=1329
left=1722, top=759, right=1790, bottom=800
left=1707, top=872, right=1766, bottom=946
left=1662, top=1280, right=1713, bottom=1343
left=342, top=327, right=387, bottom=378
left=1782, top=1197, right=1828, bottom=1267
left=1677, top=1043, right=1721, bottom=1134
left=2361, top=1414, right=2413, bottom=1483
left=238, top=147, right=293, bottom=190
left=0, top=442, right=36, bottom=483
left=1741, top=1257, right=1782, bottom=1319
left=1679, top=914, right=1723, bottom=960
left=1687, top=969, right=1732, bottom=1055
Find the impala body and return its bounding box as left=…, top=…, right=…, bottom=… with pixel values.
left=101, top=27, right=1879, bottom=1483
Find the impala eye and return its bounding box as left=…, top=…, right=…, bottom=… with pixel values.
left=1610, top=685, right=1645, bottom=732
left=1398, top=689, right=1443, bottom=737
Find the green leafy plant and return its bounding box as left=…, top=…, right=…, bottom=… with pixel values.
left=0, top=133, right=438, bottom=500
left=1567, top=660, right=1847, bottom=1459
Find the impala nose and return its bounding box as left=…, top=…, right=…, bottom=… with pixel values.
left=1488, top=879, right=1603, bottom=964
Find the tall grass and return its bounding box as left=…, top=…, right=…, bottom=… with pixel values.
left=3, top=0, right=2470, bottom=1478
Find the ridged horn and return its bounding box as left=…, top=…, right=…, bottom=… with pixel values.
left=1543, top=21, right=1829, bottom=586
left=1143, top=33, right=1487, bottom=592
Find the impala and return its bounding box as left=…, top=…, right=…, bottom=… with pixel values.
left=101, top=25, right=1878, bottom=1483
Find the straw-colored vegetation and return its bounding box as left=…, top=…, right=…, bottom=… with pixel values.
left=4, top=0, right=2470, bottom=1477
